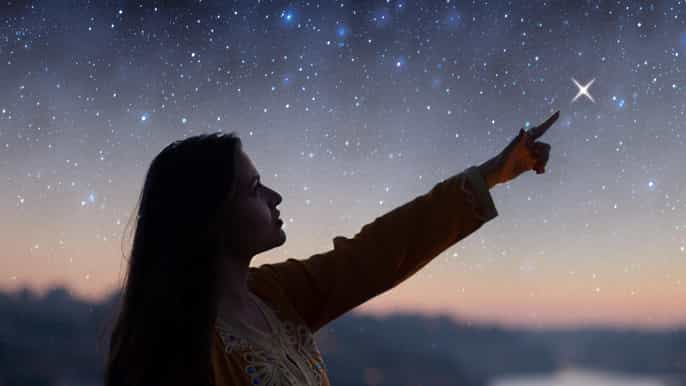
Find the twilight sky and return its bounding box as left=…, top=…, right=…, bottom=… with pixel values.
left=1, top=0, right=685, bottom=330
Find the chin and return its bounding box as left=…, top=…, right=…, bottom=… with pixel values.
left=270, top=226, right=286, bottom=245
left=257, top=235, right=286, bottom=255
left=275, top=230, right=287, bottom=245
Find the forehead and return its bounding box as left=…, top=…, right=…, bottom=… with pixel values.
left=236, top=149, right=258, bottom=185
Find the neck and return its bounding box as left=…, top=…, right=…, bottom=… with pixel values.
left=216, top=252, right=254, bottom=318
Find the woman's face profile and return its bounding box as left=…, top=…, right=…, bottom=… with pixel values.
left=221, top=148, right=285, bottom=257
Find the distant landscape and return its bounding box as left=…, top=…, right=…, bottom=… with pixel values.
left=1, top=286, right=684, bottom=386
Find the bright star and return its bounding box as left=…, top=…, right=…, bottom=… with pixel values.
left=572, top=77, right=595, bottom=103
left=279, top=9, right=297, bottom=26
left=336, top=25, right=348, bottom=38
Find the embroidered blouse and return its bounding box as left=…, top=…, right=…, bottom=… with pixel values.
left=209, top=165, right=499, bottom=386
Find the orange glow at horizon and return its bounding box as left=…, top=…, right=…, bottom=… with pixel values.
left=3, top=241, right=685, bottom=331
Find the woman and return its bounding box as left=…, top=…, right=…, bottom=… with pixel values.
left=103, top=111, right=559, bottom=386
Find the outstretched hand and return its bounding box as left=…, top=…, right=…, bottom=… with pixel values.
left=478, top=111, right=559, bottom=188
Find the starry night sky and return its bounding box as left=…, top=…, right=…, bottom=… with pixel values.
left=1, top=0, right=685, bottom=329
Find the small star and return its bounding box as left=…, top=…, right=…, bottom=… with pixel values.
left=572, top=77, right=596, bottom=103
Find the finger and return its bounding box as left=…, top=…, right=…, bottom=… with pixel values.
left=531, top=142, right=550, bottom=161
left=504, top=128, right=527, bottom=153
left=527, top=110, right=559, bottom=140
left=519, top=128, right=530, bottom=146
left=531, top=142, right=550, bottom=173
left=527, top=111, right=559, bottom=140
left=531, top=142, right=551, bottom=156
left=536, top=146, right=550, bottom=165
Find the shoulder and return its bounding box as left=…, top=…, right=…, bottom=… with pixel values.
left=246, top=265, right=302, bottom=322
left=247, top=266, right=283, bottom=308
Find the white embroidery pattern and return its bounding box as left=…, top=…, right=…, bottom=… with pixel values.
left=215, top=307, right=326, bottom=385
left=216, top=328, right=253, bottom=354
left=280, top=320, right=325, bottom=382
left=285, top=321, right=326, bottom=373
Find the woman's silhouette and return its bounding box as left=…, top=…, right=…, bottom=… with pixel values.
left=103, top=111, right=559, bottom=386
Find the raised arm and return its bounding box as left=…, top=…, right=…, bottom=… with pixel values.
left=256, top=111, right=559, bottom=333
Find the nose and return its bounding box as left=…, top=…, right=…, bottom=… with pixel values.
left=270, top=187, right=282, bottom=206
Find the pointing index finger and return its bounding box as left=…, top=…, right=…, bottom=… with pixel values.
left=527, top=111, right=559, bottom=140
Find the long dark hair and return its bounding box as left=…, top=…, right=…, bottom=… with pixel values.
left=102, top=132, right=243, bottom=386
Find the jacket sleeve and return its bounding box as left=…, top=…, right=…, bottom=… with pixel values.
left=255, top=166, right=499, bottom=333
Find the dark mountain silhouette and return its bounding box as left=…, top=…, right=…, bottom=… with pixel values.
left=0, top=286, right=684, bottom=386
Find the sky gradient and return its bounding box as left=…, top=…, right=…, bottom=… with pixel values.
left=1, top=0, right=685, bottom=330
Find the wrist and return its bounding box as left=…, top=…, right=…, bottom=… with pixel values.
left=478, top=158, right=501, bottom=189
